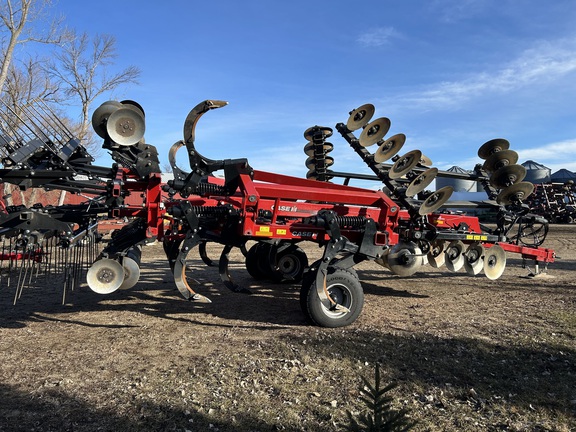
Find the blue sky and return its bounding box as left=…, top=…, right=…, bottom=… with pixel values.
left=35, top=0, right=576, bottom=185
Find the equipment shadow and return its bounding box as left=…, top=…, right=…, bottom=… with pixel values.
left=0, top=257, right=310, bottom=329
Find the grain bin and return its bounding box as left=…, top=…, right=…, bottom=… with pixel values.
left=551, top=168, right=576, bottom=184
left=521, top=160, right=551, bottom=184
left=436, top=166, right=478, bottom=192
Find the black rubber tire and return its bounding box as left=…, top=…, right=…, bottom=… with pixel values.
left=245, top=243, right=274, bottom=279
left=271, top=244, right=308, bottom=283
left=245, top=243, right=265, bottom=279
left=300, top=266, right=364, bottom=328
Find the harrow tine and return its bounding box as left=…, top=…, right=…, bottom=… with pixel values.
left=62, top=246, right=70, bottom=296
left=14, top=242, right=30, bottom=304
left=7, top=236, right=14, bottom=288
left=29, top=246, right=38, bottom=284
left=78, top=243, right=85, bottom=288
left=0, top=237, right=5, bottom=288
left=61, top=270, right=67, bottom=305
left=61, top=247, right=68, bottom=304
left=68, top=246, right=75, bottom=292
left=44, top=238, right=54, bottom=280
left=34, top=245, right=42, bottom=279
left=72, top=244, right=79, bottom=291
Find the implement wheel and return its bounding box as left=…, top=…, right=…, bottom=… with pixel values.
left=245, top=243, right=273, bottom=280
left=246, top=242, right=308, bottom=283
left=271, top=244, right=308, bottom=283
left=300, top=265, right=364, bottom=328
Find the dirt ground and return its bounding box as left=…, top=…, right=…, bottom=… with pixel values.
left=0, top=224, right=574, bottom=431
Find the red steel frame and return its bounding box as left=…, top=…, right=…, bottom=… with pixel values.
left=111, top=165, right=555, bottom=265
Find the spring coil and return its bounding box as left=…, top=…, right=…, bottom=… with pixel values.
left=334, top=216, right=367, bottom=228
left=197, top=181, right=227, bottom=196
left=189, top=205, right=231, bottom=217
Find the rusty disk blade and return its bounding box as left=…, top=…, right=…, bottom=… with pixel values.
left=419, top=154, right=433, bottom=167
left=119, top=256, right=140, bottom=290
left=406, top=167, right=438, bottom=197
left=427, top=240, right=446, bottom=268
left=305, top=156, right=315, bottom=169
left=304, top=141, right=334, bottom=156
left=496, top=181, right=534, bottom=205
left=463, top=243, right=485, bottom=275
left=303, top=126, right=333, bottom=141
left=478, top=138, right=510, bottom=160
left=91, top=101, right=122, bottom=139
left=386, top=242, right=424, bottom=276
left=484, top=244, right=506, bottom=280
left=359, top=117, right=391, bottom=147
left=374, top=133, right=406, bottom=163
left=419, top=186, right=454, bottom=215
left=483, top=149, right=519, bottom=173
left=490, top=164, right=527, bottom=188
left=445, top=240, right=465, bottom=272
left=305, top=156, right=334, bottom=169
left=389, top=150, right=422, bottom=179
left=306, top=168, right=318, bottom=180
left=346, top=103, right=375, bottom=131
left=120, top=99, right=145, bottom=117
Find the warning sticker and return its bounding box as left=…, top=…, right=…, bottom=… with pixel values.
left=466, top=234, right=487, bottom=241
left=255, top=226, right=272, bottom=236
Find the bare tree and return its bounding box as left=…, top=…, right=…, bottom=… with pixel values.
left=47, top=31, right=141, bottom=145
left=0, top=0, right=64, bottom=93
left=161, top=162, right=173, bottom=173
left=1, top=56, right=60, bottom=111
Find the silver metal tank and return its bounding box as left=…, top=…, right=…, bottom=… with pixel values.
left=436, top=166, right=478, bottom=192
left=521, top=160, right=551, bottom=184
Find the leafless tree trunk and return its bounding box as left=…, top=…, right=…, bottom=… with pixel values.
left=0, top=0, right=65, bottom=205
left=0, top=0, right=64, bottom=93
left=46, top=31, right=141, bottom=149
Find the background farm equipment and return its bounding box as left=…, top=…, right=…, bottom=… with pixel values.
left=524, top=181, right=576, bottom=224
left=0, top=97, right=555, bottom=327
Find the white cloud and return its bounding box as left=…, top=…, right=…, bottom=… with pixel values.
left=436, top=155, right=481, bottom=172
left=357, top=27, right=400, bottom=47
left=401, top=38, right=576, bottom=110
left=517, top=139, right=576, bottom=172
left=246, top=142, right=308, bottom=177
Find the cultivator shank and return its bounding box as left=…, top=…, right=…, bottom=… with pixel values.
left=0, top=97, right=555, bottom=326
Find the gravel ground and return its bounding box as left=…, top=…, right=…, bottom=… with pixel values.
left=0, top=224, right=574, bottom=431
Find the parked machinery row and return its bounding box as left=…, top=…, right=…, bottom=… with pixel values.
left=523, top=182, right=576, bottom=224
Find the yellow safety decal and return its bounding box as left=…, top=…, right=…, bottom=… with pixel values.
left=255, top=226, right=272, bottom=236
left=466, top=234, right=487, bottom=241
left=276, top=229, right=287, bottom=235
